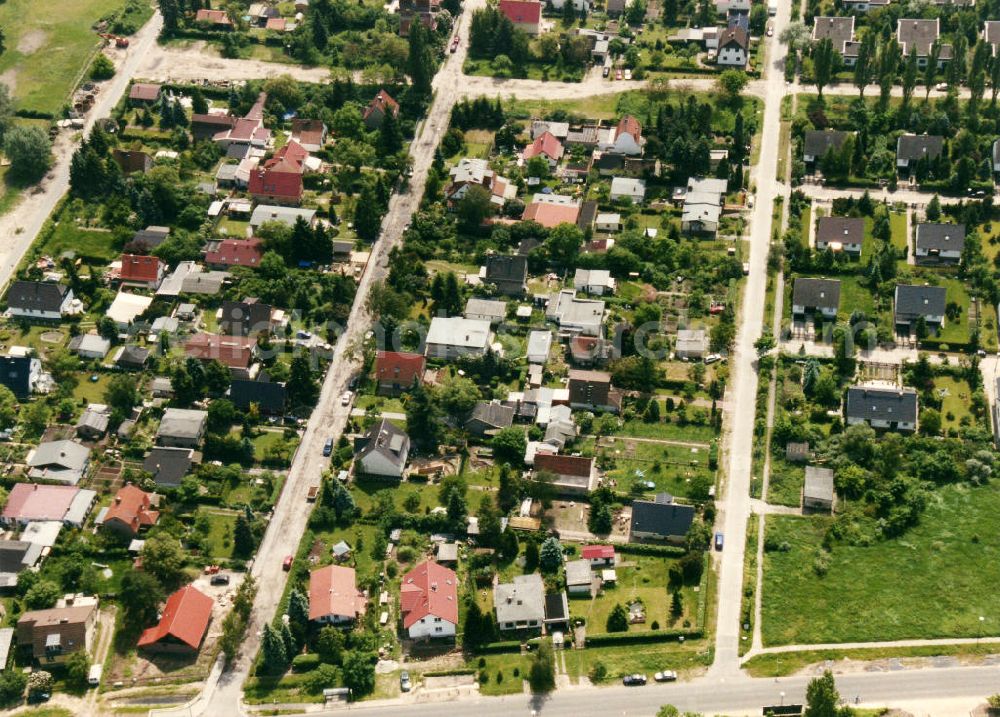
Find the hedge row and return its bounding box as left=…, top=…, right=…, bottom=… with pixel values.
left=422, top=668, right=477, bottom=677
left=477, top=640, right=523, bottom=654
left=583, top=628, right=702, bottom=648
left=615, top=543, right=688, bottom=558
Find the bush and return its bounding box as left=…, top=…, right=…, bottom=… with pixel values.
left=292, top=653, right=321, bottom=672
left=588, top=661, right=607, bottom=682
left=91, top=54, right=116, bottom=80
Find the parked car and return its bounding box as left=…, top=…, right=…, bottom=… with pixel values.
left=714, top=532, right=724, bottom=551
left=400, top=670, right=412, bottom=692
left=307, top=486, right=319, bottom=502
left=616, top=68, right=623, bottom=81
left=341, top=390, right=353, bottom=406
left=623, top=68, right=632, bottom=80
left=704, top=353, right=722, bottom=364
left=323, top=438, right=334, bottom=456
left=282, top=555, right=293, bottom=571
left=622, top=674, right=647, bottom=686
left=603, top=66, right=610, bottom=77
left=210, top=573, right=230, bottom=586
left=654, top=670, right=677, bottom=682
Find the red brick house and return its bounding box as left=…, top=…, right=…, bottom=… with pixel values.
left=248, top=141, right=308, bottom=205
left=205, top=237, right=264, bottom=269
left=119, top=254, right=165, bottom=290
left=375, top=351, right=426, bottom=396
left=498, top=0, right=542, bottom=34
left=102, top=484, right=159, bottom=539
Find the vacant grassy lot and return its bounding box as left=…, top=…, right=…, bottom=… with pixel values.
left=767, top=457, right=803, bottom=507
left=0, top=0, right=130, bottom=116
left=40, top=222, right=119, bottom=262
left=934, top=376, right=975, bottom=433
left=761, top=483, right=1000, bottom=646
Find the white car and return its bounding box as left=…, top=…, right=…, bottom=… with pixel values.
left=654, top=670, right=677, bottom=682
left=341, top=391, right=353, bottom=406
left=624, top=69, right=632, bottom=80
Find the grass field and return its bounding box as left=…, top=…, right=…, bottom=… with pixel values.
left=0, top=0, right=129, bottom=116
left=934, top=376, right=975, bottom=432
left=761, top=482, right=1000, bottom=646
left=40, top=222, right=119, bottom=262
left=766, top=457, right=803, bottom=507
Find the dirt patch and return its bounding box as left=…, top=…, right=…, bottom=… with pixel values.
left=17, top=30, right=47, bottom=55
left=0, top=69, right=17, bottom=95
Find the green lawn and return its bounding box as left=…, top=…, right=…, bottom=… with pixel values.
left=836, top=275, right=875, bottom=320
left=615, top=419, right=717, bottom=443
left=0, top=0, right=132, bottom=116
left=196, top=507, right=237, bottom=560
left=72, top=372, right=114, bottom=403
left=933, top=376, right=975, bottom=432
left=563, top=641, right=712, bottom=682
left=40, top=222, right=119, bottom=262
left=934, top=277, right=971, bottom=346
left=761, top=482, right=1000, bottom=645
left=465, top=652, right=528, bottom=695
left=889, top=211, right=908, bottom=256
left=766, top=457, right=804, bottom=508
left=601, top=437, right=713, bottom=499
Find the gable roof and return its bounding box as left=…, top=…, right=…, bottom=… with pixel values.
left=792, top=277, right=841, bottom=310
left=363, top=90, right=399, bottom=122
left=0, top=355, right=35, bottom=398
left=196, top=8, right=231, bottom=24
left=137, top=585, right=213, bottom=650
left=400, top=560, right=459, bottom=628
left=485, top=254, right=528, bottom=283
left=3, top=483, right=81, bottom=523
left=185, top=333, right=256, bottom=369
left=615, top=115, right=642, bottom=142
left=157, top=408, right=209, bottom=441
left=811, top=16, right=855, bottom=50
left=17, top=603, right=95, bottom=659
left=375, top=351, right=425, bottom=387
left=719, top=25, right=749, bottom=49
left=630, top=499, right=695, bottom=538
left=895, top=284, right=946, bottom=319
left=467, top=401, right=515, bottom=431
left=7, top=280, right=68, bottom=313
left=309, top=564, right=364, bottom=620
left=846, top=386, right=918, bottom=423
left=816, top=216, right=864, bottom=246
left=581, top=544, right=615, bottom=560
left=120, top=254, right=163, bottom=283
left=499, top=0, right=542, bottom=24
left=522, top=201, right=580, bottom=228
left=205, top=237, right=264, bottom=267
left=534, top=453, right=593, bottom=477
left=803, top=130, right=850, bottom=159
left=230, top=378, right=286, bottom=413
left=915, top=223, right=966, bottom=252
left=896, top=134, right=944, bottom=162
left=142, top=447, right=194, bottom=488
left=355, top=418, right=409, bottom=470
left=524, top=131, right=564, bottom=162
left=804, top=465, right=835, bottom=502
left=104, top=484, right=159, bottom=533
left=116, top=345, right=150, bottom=369
left=896, top=18, right=941, bottom=57
left=129, top=83, right=161, bottom=102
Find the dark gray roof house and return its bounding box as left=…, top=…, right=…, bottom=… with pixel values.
left=129, top=226, right=170, bottom=250
left=0, top=356, right=36, bottom=398
left=0, top=540, right=40, bottom=588
left=894, top=284, right=946, bottom=326
left=230, top=378, right=286, bottom=414
left=142, top=447, right=195, bottom=488
left=803, top=465, right=835, bottom=511
left=576, top=200, right=599, bottom=232
left=802, top=130, right=850, bottom=162
left=896, top=18, right=952, bottom=60
left=816, top=216, right=864, bottom=254
left=115, top=345, right=150, bottom=370
left=354, top=418, right=410, bottom=479
left=896, top=134, right=944, bottom=167
left=811, top=16, right=855, bottom=54
left=846, top=386, right=919, bottom=430
left=792, top=278, right=841, bottom=315
left=484, top=254, right=528, bottom=296
left=219, top=298, right=272, bottom=336
left=629, top=494, right=695, bottom=543
left=465, top=401, right=515, bottom=437
left=915, top=223, right=965, bottom=263
left=6, top=281, right=70, bottom=317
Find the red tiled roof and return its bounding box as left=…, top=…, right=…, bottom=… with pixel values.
left=196, top=8, right=231, bottom=24
left=119, top=254, right=163, bottom=284
left=129, top=83, right=161, bottom=102
left=363, top=90, right=399, bottom=122
left=375, top=351, right=426, bottom=387
left=534, top=453, right=594, bottom=478
left=616, top=115, right=642, bottom=142
left=522, top=202, right=580, bottom=229
left=205, top=238, right=264, bottom=268
left=2, top=483, right=79, bottom=522
left=104, top=484, right=158, bottom=535
left=499, top=0, right=541, bottom=24
left=137, top=585, right=213, bottom=650
left=309, top=565, right=364, bottom=621
left=291, top=119, right=326, bottom=147
left=400, top=560, right=458, bottom=629
left=581, top=545, right=615, bottom=560
left=249, top=167, right=303, bottom=202
left=524, top=131, right=564, bottom=162
left=185, top=334, right=256, bottom=369
left=265, top=17, right=286, bottom=30
left=191, top=113, right=236, bottom=128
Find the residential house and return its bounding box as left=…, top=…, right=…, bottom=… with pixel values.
left=803, top=466, right=835, bottom=512
left=68, top=334, right=111, bottom=360
left=523, top=132, right=564, bottom=168
left=574, top=269, right=616, bottom=296
left=190, top=113, right=237, bottom=142
left=28, top=440, right=90, bottom=485
left=308, top=565, right=365, bottom=625
left=6, top=281, right=74, bottom=321
left=129, top=83, right=161, bottom=106
left=602, top=116, right=644, bottom=156
left=495, top=574, right=545, bottom=631
left=399, top=0, right=441, bottom=37
left=354, top=419, right=410, bottom=479
left=533, top=453, right=597, bottom=494
left=185, top=333, right=258, bottom=379
left=230, top=377, right=286, bottom=415
left=137, top=586, right=213, bottom=653
left=483, top=254, right=529, bottom=296
left=249, top=205, right=317, bottom=229
left=425, top=317, right=492, bottom=359
left=248, top=141, right=308, bottom=205
left=914, top=223, right=965, bottom=264
left=142, top=447, right=194, bottom=489
left=17, top=600, right=97, bottom=664
left=675, top=329, right=709, bottom=359
left=464, top=298, right=508, bottom=324
left=129, top=226, right=171, bottom=251
left=156, top=408, right=208, bottom=448
left=896, top=134, right=944, bottom=169
left=840, top=0, right=889, bottom=11
left=894, top=284, right=946, bottom=331
left=803, top=129, right=852, bottom=164
left=212, top=92, right=270, bottom=150
left=445, top=158, right=514, bottom=208
left=1, top=484, right=96, bottom=527
left=205, top=237, right=265, bottom=269
left=785, top=441, right=811, bottom=462
left=580, top=544, right=616, bottom=567
left=465, top=401, right=515, bottom=437
left=527, top=330, right=553, bottom=364
left=568, top=369, right=621, bottom=412
left=595, top=212, right=621, bottom=232
left=717, top=26, right=749, bottom=67
left=498, top=0, right=542, bottom=35
left=400, top=561, right=458, bottom=639
left=290, top=119, right=328, bottom=152
left=606, top=0, right=629, bottom=15
left=103, top=484, right=159, bottom=539
left=375, top=351, right=425, bottom=396
left=986, top=21, right=1000, bottom=56
left=106, top=292, right=153, bottom=327
left=220, top=298, right=273, bottom=337
left=546, top=290, right=605, bottom=336
left=522, top=200, right=581, bottom=228
left=609, top=177, right=646, bottom=204
left=629, top=494, right=696, bottom=543
left=896, top=19, right=952, bottom=68
left=993, top=138, right=1000, bottom=174
left=681, top=197, right=721, bottom=234
left=792, top=278, right=841, bottom=318
left=0, top=540, right=41, bottom=588
left=114, top=345, right=150, bottom=371
left=0, top=355, right=40, bottom=398
left=195, top=8, right=233, bottom=27
left=76, top=405, right=111, bottom=441
left=119, top=254, right=166, bottom=290
left=112, top=149, right=153, bottom=175
left=811, top=17, right=858, bottom=66
left=565, top=559, right=595, bottom=596
left=362, top=90, right=400, bottom=130
left=531, top=120, right=570, bottom=140
left=816, top=216, right=864, bottom=255
left=845, top=386, right=919, bottom=431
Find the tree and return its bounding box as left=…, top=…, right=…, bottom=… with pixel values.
left=315, top=625, right=345, bottom=665
left=457, top=184, right=493, bottom=229
left=606, top=602, right=629, bottom=632
left=90, top=53, right=115, bottom=80
left=924, top=40, right=941, bottom=97
left=0, top=670, right=26, bottom=704
left=287, top=355, right=318, bottom=408
left=160, top=0, right=181, bottom=33
left=406, top=382, right=441, bottom=450
left=812, top=38, right=836, bottom=98
left=354, top=183, right=383, bottom=242
left=497, top=464, right=522, bottom=513
left=539, top=536, right=563, bottom=573
left=377, top=107, right=403, bottom=156
left=852, top=31, right=875, bottom=96
left=919, top=408, right=941, bottom=436
left=190, top=87, right=209, bottom=114
left=233, top=513, right=256, bottom=557
left=545, top=223, right=584, bottom=267
left=24, top=579, right=61, bottom=609
left=22, top=399, right=50, bottom=437
left=717, top=69, right=748, bottom=104
left=259, top=623, right=288, bottom=675
left=438, top=374, right=480, bottom=419
left=925, top=194, right=941, bottom=221
left=492, top=427, right=526, bottom=465
left=342, top=650, right=376, bottom=697
left=804, top=670, right=840, bottom=717
left=27, top=670, right=52, bottom=697
left=754, top=330, right=776, bottom=357
left=105, top=374, right=139, bottom=415
left=0, top=385, right=17, bottom=430
left=0, top=84, right=15, bottom=144
left=141, top=533, right=186, bottom=588
left=4, top=125, right=51, bottom=183
left=407, top=22, right=433, bottom=95
left=119, top=571, right=164, bottom=629
left=65, top=650, right=91, bottom=688
left=670, top=590, right=683, bottom=619
left=527, top=639, right=555, bottom=693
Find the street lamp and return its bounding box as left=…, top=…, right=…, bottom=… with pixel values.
left=780, top=691, right=786, bottom=706
left=978, top=615, right=985, bottom=645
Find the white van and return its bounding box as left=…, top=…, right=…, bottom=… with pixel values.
left=88, top=664, right=103, bottom=686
